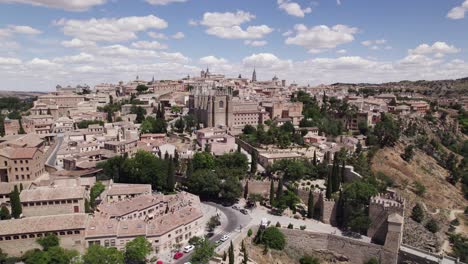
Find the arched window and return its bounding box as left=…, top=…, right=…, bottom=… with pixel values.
left=219, top=101, right=224, bottom=108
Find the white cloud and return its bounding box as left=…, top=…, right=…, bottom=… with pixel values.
left=200, top=11, right=254, bottom=28
left=8, top=25, right=41, bottom=35
left=27, top=58, right=57, bottom=67
left=145, top=0, right=187, bottom=5
left=285, top=24, right=358, bottom=52
left=56, top=15, right=168, bottom=42
left=244, top=40, right=267, bottom=47
left=336, top=49, right=347, bottom=54
left=0, top=57, right=21, bottom=65
left=53, top=53, right=95, bottom=64
left=282, top=30, right=293, bottom=37
left=200, top=11, right=272, bottom=39
left=447, top=0, right=468, bottom=19
left=171, top=32, right=185, bottom=39
left=277, top=0, right=312, bottom=18
left=158, top=52, right=190, bottom=63
left=243, top=53, right=292, bottom=70
left=361, top=39, right=388, bottom=50
left=361, top=40, right=372, bottom=46
left=188, top=19, right=198, bottom=26
left=148, top=32, right=168, bottom=39
left=61, top=38, right=96, bottom=48
left=336, top=0, right=341, bottom=5
left=375, top=39, right=386, bottom=45
left=131, top=40, right=168, bottom=50
left=409, top=41, right=460, bottom=57
left=199, top=55, right=228, bottom=65
left=0, top=0, right=106, bottom=11
left=0, top=25, right=41, bottom=38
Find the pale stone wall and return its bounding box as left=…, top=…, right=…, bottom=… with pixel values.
left=281, top=228, right=398, bottom=264
left=320, top=199, right=336, bottom=226
left=0, top=231, right=85, bottom=256
left=22, top=199, right=85, bottom=217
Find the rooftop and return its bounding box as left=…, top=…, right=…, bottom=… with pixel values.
left=0, top=214, right=88, bottom=236
left=20, top=186, right=86, bottom=202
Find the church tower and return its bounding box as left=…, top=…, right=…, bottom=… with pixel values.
left=252, top=68, right=257, bottom=83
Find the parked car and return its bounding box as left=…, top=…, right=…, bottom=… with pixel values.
left=156, top=261, right=163, bottom=264
left=183, top=245, right=195, bottom=253
left=240, top=209, right=249, bottom=215
left=232, top=205, right=239, bottom=210
left=220, top=234, right=230, bottom=242
left=173, top=252, right=184, bottom=259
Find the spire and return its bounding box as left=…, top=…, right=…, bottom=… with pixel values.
left=152, top=75, right=155, bottom=83
left=252, top=67, right=257, bottom=83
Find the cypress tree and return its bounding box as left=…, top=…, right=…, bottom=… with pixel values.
left=340, top=160, right=346, bottom=183
left=160, top=104, right=165, bottom=119
left=250, top=152, right=257, bottom=174
left=307, top=190, right=314, bottom=219
left=186, top=159, right=193, bottom=178
left=166, top=157, right=175, bottom=192
left=269, top=180, right=275, bottom=206
left=19, top=183, right=23, bottom=192
left=164, top=151, right=169, bottom=160
left=18, top=119, right=25, bottom=134
left=331, top=156, right=340, bottom=193
left=228, top=241, right=235, bottom=264
left=107, top=111, right=113, bottom=123
left=174, top=150, right=179, bottom=170
left=244, top=181, right=249, bottom=199
left=325, top=170, right=332, bottom=199
left=10, top=185, right=22, bottom=218
left=242, top=240, right=248, bottom=264
left=313, top=150, right=317, bottom=166
left=276, top=177, right=283, bottom=201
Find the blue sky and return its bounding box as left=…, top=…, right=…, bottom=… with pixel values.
left=0, top=0, right=467, bottom=90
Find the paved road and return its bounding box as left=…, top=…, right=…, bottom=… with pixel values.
left=46, top=133, right=63, bottom=167
left=175, top=202, right=252, bottom=264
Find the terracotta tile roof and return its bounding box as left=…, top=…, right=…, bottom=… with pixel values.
left=106, top=183, right=152, bottom=197
left=20, top=186, right=86, bottom=202
left=0, top=214, right=88, bottom=236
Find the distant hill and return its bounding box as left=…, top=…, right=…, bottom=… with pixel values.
left=0, top=91, right=47, bottom=99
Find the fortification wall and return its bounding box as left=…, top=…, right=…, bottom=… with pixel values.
left=281, top=229, right=398, bottom=264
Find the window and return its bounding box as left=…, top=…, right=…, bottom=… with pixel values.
left=104, top=240, right=109, bottom=247
left=219, top=101, right=224, bottom=108
left=74, top=230, right=80, bottom=234
left=110, top=239, right=116, bottom=247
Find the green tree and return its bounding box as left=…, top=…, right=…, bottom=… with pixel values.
left=313, top=151, right=317, bottom=166
left=244, top=181, right=249, bottom=199
left=47, top=246, right=79, bottom=264
left=90, top=182, right=105, bottom=208
left=242, top=240, right=248, bottom=264
left=37, top=234, right=59, bottom=251
left=411, top=203, right=424, bottom=223
left=186, top=159, right=193, bottom=178
left=250, top=151, right=257, bottom=174
left=174, top=118, right=185, bottom=133
left=131, top=106, right=146, bottom=124
left=166, top=157, right=175, bottom=192
left=106, top=111, right=113, bottom=123
left=0, top=205, right=11, bottom=220
left=84, top=199, right=91, bottom=213
left=269, top=180, right=275, bottom=205
left=373, top=113, right=400, bottom=147
left=192, top=152, right=215, bottom=171
left=18, top=119, right=25, bottom=134
left=125, top=236, right=152, bottom=264
left=402, top=145, right=415, bottom=162
left=24, top=250, right=50, bottom=264
left=276, top=177, right=283, bottom=201
left=228, top=241, right=234, bottom=264
left=10, top=185, right=21, bottom=218
left=83, top=245, right=124, bottom=264
left=190, top=238, right=216, bottom=264
left=219, top=176, right=242, bottom=203
left=325, top=170, right=332, bottom=199
left=136, top=84, right=148, bottom=94
left=425, top=218, right=439, bottom=233
left=307, top=190, right=314, bottom=219
left=364, top=258, right=379, bottom=264
left=247, top=229, right=253, bottom=237
left=260, top=227, right=286, bottom=250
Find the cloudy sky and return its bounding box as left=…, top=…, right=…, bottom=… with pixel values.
left=0, top=0, right=467, bottom=91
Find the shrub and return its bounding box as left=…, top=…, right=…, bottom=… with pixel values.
left=287, top=223, right=293, bottom=229
left=364, top=258, right=379, bottom=264
left=450, top=218, right=460, bottom=226
left=247, top=229, right=253, bottom=237
left=300, top=255, right=320, bottom=264
left=425, top=219, right=439, bottom=233
left=411, top=204, right=425, bottom=223
left=300, top=225, right=306, bottom=230
left=275, top=222, right=281, bottom=228
left=261, top=227, right=286, bottom=250
left=414, top=181, right=426, bottom=196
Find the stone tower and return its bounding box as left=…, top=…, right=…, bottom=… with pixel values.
left=252, top=68, right=257, bottom=83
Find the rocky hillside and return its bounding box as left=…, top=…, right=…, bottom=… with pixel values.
left=371, top=143, right=465, bottom=252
